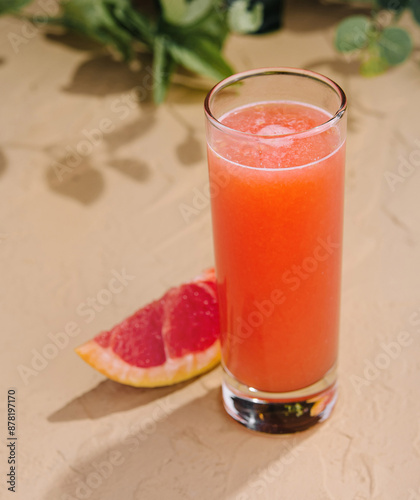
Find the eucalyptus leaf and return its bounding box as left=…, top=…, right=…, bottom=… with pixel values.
left=360, top=45, right=389, bottom=76
left=409, top=0, right=420, bottom=24
left=335, top=15, right=371, bottom=53
left=227, top=0, right=264, bottom=34
left=160, top=0, right=214, bottom=26
left=167, top=37, right=233, bottom=81
left=0, top=0, right=32, bottom=15
left=378, top=26, right=412, bottom=65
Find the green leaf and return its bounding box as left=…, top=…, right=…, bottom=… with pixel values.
left=360, top=43, right=389, bottom=76
left=60, top=0, right=134, bottom=60
left=0, top=0, right=33, bottom=15
left=378, top=26, right=412, bottom=65
left=153, top=35, right=175, bottom=104
left=167, top=37, right=233, bottom=81
left=409, top=0, right=420, bottom=24
left=111, top=3, right=155, bottom=47
left=376, top=0, right=408, bottom=10
left=360, top=55, right=389, bottom=76
left=227, top=0, right=264, bottom=34
left=164, top=3, right=229, bottom=50
left=335, top=15, right=371, bottom=53
left=159, top=0, right=214, bottom=27
left=196, top=13, right=229, bottom=49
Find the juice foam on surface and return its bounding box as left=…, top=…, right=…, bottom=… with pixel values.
left=215, top=101, right=339, bottom=170
left=221, top=100, right=328, bottom=135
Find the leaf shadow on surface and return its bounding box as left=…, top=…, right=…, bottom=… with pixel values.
left=43, top=50, right=160, bottom=201
left=62, top=53, right=147, bottom=97
left=176, top=129, right=203, bottom=166
left=44, top=387, right=315, bottom=500
left=103, top=104, right=156, bottom=153
left=0, top=149, right=7, bottom=177
left=167, top=103, right=204, bottom=167
left=45, top=32, right=104, bottom=52
left=48, top=377, right=200, bottom=422
left=41, top=33, right=219, bottom=200
left=45, top=159, right=104, bottom=205
left=411, top=45, right=420, bottom=64
left=107, top=157, right=151, bottom=181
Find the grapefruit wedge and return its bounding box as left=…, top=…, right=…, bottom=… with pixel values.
left=75, top=269, right=221, bottom=387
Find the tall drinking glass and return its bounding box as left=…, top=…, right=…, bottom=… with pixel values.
left=204, top=68, right=347, bottom=433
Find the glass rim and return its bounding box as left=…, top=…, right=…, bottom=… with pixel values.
left=204, top=67, right=347, bottom=140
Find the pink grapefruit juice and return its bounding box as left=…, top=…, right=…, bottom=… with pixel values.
left=208, top=101, right=345, bottom=393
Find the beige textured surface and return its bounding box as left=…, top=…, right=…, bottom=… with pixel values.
left=1, top=2, right=420, bottom=499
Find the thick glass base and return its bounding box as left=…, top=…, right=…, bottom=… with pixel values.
left=222, top=367, right=337, bottom=434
